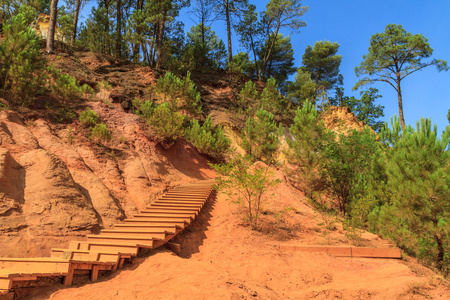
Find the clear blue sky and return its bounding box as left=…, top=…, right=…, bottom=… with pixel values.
left=82, top=0, right=450, bottom=132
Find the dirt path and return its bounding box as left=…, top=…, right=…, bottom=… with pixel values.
left=31, top=192, right=449, bottom=300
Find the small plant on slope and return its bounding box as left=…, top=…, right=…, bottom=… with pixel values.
left=212, top=154, right=280, bottom=229
left=185, top=116, right=230, bottom=159
left=79, top=107, right=99, bottom=128
left=149, top=102, right=185, bottom=144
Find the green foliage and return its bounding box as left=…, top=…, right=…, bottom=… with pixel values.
left=0, top=13, right=47, bottom=106
left=259, top=77, right=289, bottom=116
left=301, top=40, right=343, bottom=101
left=90, top=122, right=112, bottom=141
left=79, top=107, right=99, bottom=128
left=447, top=109, right=450, bottom=124
left=154, top=71, right=202, bottom=114
left=212, top=154, right=280, bottom=228
left=372, top=117, right=450, bottom=272
left=185, top=23, right=227, bottom=70
left=353, top=24, right=448, bottom=128
left=241, top=108, right=283, bottom=164
left=77, top=6, right=111, bottom=54
left=321, top=128, right=379, bottom=216
left=286, top=100, right=329, bottom=199
left=50, top=70, right=94, bottom=102
left=149, top=102, right=185, bottom=144
left=237, top=80, right=259, bottom=114
left=286, top=68, right=316, bottom=105
left=133, top=99, right=157, bottom=121
left=52, top=107, right=76, bottom=123
left=185, top=116, right=230, bottom=159
left=258, top=33, right=296, bottom=86
left=57, top=5, right=74, bottom=43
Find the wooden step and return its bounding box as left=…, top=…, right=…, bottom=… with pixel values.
left=86, top=235, right=159, bottom=248
left=150, top=202, right=204, bottom=208
left=124, top=219, right=189, bottom=228
left=0, top=258, right=70, bottom=275
left=165, top=191, right=210, bottom=195
left=131, top=215, right=193, bottom=222
left=113, top=224, right=181, bottom=233
left=155, top=200, right=205, bottom=205
left=134, top=212, right=196, bottom=218
left=140, top=208, right=201, bottom=214
left=69, top=241, right=140, bottom=255
left=51, top=248, right=122, bottom=264
left=161, top=195, right=207, bottom=200
left=99, top=229, right=169, bottom=240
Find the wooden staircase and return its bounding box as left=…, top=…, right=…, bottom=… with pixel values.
left=0, top=180, right=216, bottom=298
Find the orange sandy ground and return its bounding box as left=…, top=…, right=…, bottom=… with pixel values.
left=29, top=192, right=449, bottom=300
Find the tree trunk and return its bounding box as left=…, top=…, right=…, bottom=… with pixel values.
left=46, top=0, right=59, bottom=54
left=116, top=0, right=122, bottom=58
left=132, top=0, right=145, bottom=61
left=71, top=0, right=81, bottom=45
left=396, top=75, right=406, bottom=129
left=155, top=9, right=166, bottom=70
left=225, top=0, right=232, bottom=63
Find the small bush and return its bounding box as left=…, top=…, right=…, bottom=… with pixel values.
left=153, top=71, right=202, bottom=114
left=133, top=99, right=156, bottom=121
left=150, top=102, right=184, bottom=144
left=50, top=70, right=94, bottom=102
left=79, top=107, right=99, bottom=128
left=185, top=116, right=230, bottom=159
left=237, top=80, right=259, bottom=115
left=90, top=123, right=112, bottom=141
left=52, top=108, right=76, bottom=123
left=212, top=154, right=280, bottom=228
left=241, top=108, right=283, bottom=164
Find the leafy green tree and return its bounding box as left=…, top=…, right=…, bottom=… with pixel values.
left=258, top=33, right=296, bottom=86
left=258, top=0, right=308, bottom=81
left=237, top=80, right=259, bottom=113
left=258, top=77, right=289, bottom=117
left=212, top=153, right=280, bottom=228
left=374, top=117, right=450, bottom=271
left=353, top=24, right=448, bottom=129
left=0, top=13, right=47, bottom=106
left=447, top=109, right=450, bottom=124
left=286, top=68, right=316, bottom=105
left=330, top=87, right=385, bottom=132
left=185, top=23, right=227, bottom=70
left=241, top=108, right=283, bottom=164
left=321, top=128, right=379, bottom=216
left=301, top=40, right=342, bottom=103
left=287, top=100, right=329, bottom=199
left=235, top=4, right=261, bottom=78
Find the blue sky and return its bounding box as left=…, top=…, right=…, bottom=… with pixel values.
left=81, top=0, right=450, bottom=132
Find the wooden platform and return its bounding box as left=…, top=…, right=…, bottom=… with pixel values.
left=273, top=245, right=402, bottom=258
left=0, top=180, right=216, bottom=298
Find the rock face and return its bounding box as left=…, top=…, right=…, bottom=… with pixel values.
left=0, top=106, right=214, bottom=257
left=321, top=106, right=376, bottom=135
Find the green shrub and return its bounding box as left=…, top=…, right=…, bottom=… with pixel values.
left=241, top=108, right=283, bottom=164
left=237, top=80, right=259, bottom=115
left=133, top=99, right=157, bottom=121
left=185, top=116, right=230, bottom=159
left=79, top=107, right=99, bottom=128
left=287, top=100, right=330, bottom=200
left=51, top=70, right=94, bottom=102
left=212, top=154, right=280, bottom=228
left=259, top=78, right=289, bottom=117
left=90, top=123, right=112, bottom=141
left=153, top=71, right=202, bottom=114
left=149, top=102, right=184, bottom=144
left=0, top=13, right=47, bottom=106
left=52, top=108, right=77, bottom=123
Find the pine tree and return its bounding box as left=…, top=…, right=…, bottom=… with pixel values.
left=241, top=108, right=283, bottom=164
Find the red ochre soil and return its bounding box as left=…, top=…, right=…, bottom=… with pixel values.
left=28, top=173, right=449, bottom=300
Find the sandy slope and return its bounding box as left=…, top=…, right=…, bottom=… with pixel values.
left=31, top=188, right=449, bottom=300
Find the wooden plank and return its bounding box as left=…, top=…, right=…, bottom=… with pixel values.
left=165, top=242, right=181, bottom=254
left=351, top=247, right=401, bottom=258
left=63, top=263, right=75, bottom=286
left=90, top=265, right=100, bottom=282
left=0, top=278, right=12, bottom=290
